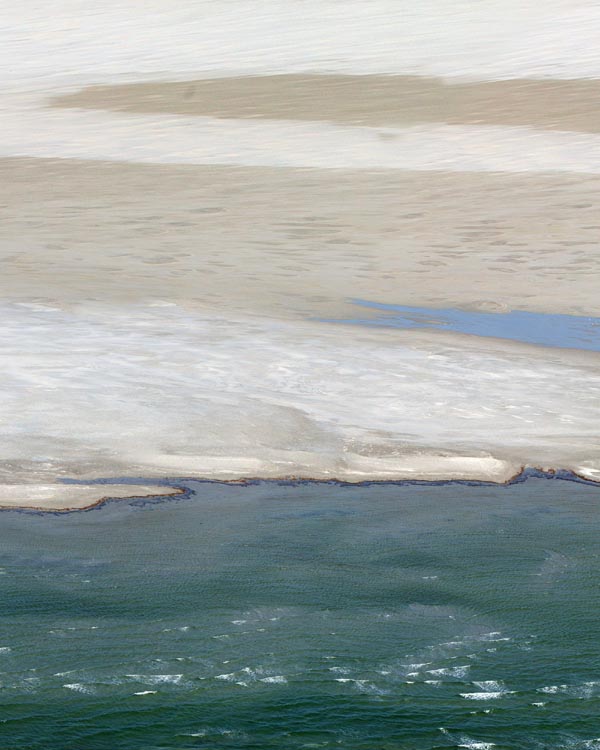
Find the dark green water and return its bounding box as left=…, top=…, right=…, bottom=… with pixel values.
left=1, top=478, right=600, bottom=749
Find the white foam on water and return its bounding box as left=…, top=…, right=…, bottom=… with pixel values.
left=134, top=690, right=157, bottom=696
left=329, top=667, right=352, bottom=675
left=0, top=647, right=12, bottom=654
left=441, top=728, right=496, bottom=749
left=476, top=633, right=511, bottom=643
left=427, top=665, right=471, bottom=679
left=215, top=673, right=237, bottom=681
left=538, top=682, right=600, bottom=699
left=473, top=680, right=507, bottom=692
left=461, top=679, right=514, bottom=700
left=215, top=666, right=286, bottom=686
left=460, top=692, right=506, bottom=700
left=183, top=728, right=247, bottom=740
left=63, top=683, right=94, bottom=694
left=335, top=678, right=387, bottom=695
left=125, top=674, right=183, bottom=685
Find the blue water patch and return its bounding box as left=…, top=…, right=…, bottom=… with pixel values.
left=335, top=299, right=600, bottom=351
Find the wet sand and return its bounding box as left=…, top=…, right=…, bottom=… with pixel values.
left=52, top=74, right=600, bottom=134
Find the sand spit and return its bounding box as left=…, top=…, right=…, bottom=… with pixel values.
left=51, top=75, right=600, bottom=135
left=2, top=158, right=600, bottom=319
left=0, top=484, right=182, bottom=511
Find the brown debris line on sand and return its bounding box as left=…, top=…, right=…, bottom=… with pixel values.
left=3, top=467, right=600, bottom=512
left=0, top=484, right=184, bottom=511
left=1, top=157, right=600, bottom=318
left=52, top=74, right=600, bottom=133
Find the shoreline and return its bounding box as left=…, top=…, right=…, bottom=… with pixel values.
left=0, top=303, right=597, bottom=500
left=4, top=467, right=600, bottom=514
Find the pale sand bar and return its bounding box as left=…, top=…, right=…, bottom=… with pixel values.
left=52, top=75, right=600, bottom=134
left=2, top=158, right=600, bottom=319
left=0, top=484, right=182, bottom=511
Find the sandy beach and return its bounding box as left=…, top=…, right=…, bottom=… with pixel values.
left=1, top=0, right=599, bottom=507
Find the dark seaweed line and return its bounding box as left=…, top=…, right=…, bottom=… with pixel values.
left=2, top=466, right=597, bottom=516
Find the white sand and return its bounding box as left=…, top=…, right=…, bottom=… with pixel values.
left=0, top=302, right=597, bottom=494
left=4, top=0, right=600, bottom=85
left=0, top=484, right=181, bottom=511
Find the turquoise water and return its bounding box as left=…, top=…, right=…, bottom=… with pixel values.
left=334, top=300, right=600, bottom=351
left=1, top=477, right=600, bottom=749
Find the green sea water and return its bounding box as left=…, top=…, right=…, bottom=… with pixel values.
left=1, top=477, right=600, bottom=749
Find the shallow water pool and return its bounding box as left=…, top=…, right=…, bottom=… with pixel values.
left=336, top=300, right=600, bottom=351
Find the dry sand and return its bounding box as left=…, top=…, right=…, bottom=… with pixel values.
left=2, top=158, right=600, bottom=319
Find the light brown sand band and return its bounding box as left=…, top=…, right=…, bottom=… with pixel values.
left=52, top=74, right=600, bottom=134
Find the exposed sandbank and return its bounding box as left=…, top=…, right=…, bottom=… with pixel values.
left=2, top=158, right=600, bottom=319
left=51, top=75, right=600, bottom=134
left=0, top=484, right=182, bottom=511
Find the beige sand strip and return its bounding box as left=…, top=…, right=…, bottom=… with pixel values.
left=51, top=75, right=600, bottom=134
left=2, top=158, right=600, bottom=319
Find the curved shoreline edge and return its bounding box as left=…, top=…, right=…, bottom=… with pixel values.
left=3, top=467, right=599, bottom=515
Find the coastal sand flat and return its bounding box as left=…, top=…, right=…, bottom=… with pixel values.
left=52, top=75, right=600, bottom=134
left=4, top=62, right=600, bottom=502
left=2, top=158, right=600, bottom=319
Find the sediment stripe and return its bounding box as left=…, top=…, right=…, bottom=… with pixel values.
left=51, top=75, right=600, bottom=134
